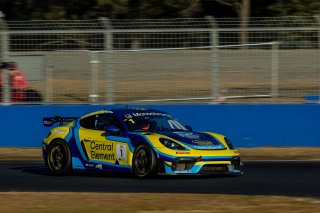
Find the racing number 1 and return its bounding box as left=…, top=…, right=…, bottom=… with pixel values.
left=116, top=144, right=127, bottom=162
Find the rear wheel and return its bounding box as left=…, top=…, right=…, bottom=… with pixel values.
left=47, top=140, right=72, bottom=176
left=132, top=144, right=157, bottom=178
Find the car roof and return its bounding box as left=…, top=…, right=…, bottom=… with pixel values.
left=109, top=108, right=169, bottom=115
left=81, top=108, right=170, bottom=119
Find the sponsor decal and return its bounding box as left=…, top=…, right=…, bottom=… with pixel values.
left=43, top=120, right=53, bottom=125
left=124, top=112, right=171, bottom=119
left=91, top=152, right=115, bottom=161
left=176, top=151, right=190, bottom=155
left=90, top=141, right=116, bottom=161
left=192, top=140, right=213, bottom=146
left=116, top=144, right=127, bottom=161
left=191, top=140, right=225, bottom=150
left=90, top=141, right=113, bottom=151
left=54, top=129, right=66, bottom=134
left=174, top=132, right=201, bottom=140
left=95, top=164, right=103, bottom=169
left=192, top=145, right=224, bottom=150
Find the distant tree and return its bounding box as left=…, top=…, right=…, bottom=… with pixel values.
left=93, top=0, right=126, bottom=18
left=268, top=0, right=320, bottom=16
left=89, top=0, right=192, bottom=19
left=210, top=1, right=250, bottom=45
left=0, top=0, right=66, bottom=20
left=178, top=0, right=202, bottom=17
left=4, top=0, right=315, bottom=21
left=213, top=0, right=244, bottom=17
left=121, top=0, right=193, bottom=19
left=62, top=0, right=97, bottom=19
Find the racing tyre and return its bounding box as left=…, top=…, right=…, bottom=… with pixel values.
left=47, top=140, right=72, bottom=176
left=132, top=144, right=157, bottom=178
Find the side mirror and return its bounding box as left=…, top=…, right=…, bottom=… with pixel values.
left=185, top=125, right=192, bottom=131
left=105, top=125, right=121, bottom=134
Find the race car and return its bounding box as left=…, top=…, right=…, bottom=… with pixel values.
left=42, top=108, right=241, bottom=178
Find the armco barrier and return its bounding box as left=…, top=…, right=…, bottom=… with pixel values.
left=0, top=104, right=319, bottom=147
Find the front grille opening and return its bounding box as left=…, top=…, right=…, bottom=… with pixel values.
left=232, top=158, right=241, bottom=170
left=172, top=158, right=196, bottom=171
left=200, top=164, right=229, bottom=174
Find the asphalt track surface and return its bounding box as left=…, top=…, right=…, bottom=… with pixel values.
left=1, top=160, right=319, bottom=197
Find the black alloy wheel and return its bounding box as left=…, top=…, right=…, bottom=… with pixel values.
left=132, top=144, right=157, bottom=178
left=47, top=140, right=72, bottom=176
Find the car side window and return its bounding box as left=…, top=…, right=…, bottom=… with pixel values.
left=80, top=114, right=122, bottom=131
left=80, top=115, right=96, bottom=129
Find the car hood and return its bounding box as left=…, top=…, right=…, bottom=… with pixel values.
left=155, top=131, right=226, bottom=150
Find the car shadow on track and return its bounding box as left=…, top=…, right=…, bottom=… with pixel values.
left=10, top=165, right=51, bottom=176
left=10, top=164, right=237, bottom=180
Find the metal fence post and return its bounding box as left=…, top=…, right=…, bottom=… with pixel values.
left=271, top=41, right=279, bottom=98
left=100, top=17, right=114, bottom=104
left=206, top=16, right=220, bottom=103
left=0, top=13, right=10, bottom=105
left=44, top=57, right=53, bottom=103
left=90, top=51, right=99, bottom=103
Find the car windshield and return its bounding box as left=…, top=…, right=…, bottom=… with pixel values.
left=122, top=112, right=187, bottom=132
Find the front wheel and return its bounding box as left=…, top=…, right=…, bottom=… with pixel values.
left=132, top=144, right=157, bottom=178
left=47, top=140, right=72, bottom=176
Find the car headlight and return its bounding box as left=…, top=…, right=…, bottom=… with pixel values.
left=224, top=137, right=235, bottom=150
left=159, top=138, right=186, bottom=150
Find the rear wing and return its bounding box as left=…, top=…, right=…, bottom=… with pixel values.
left=43, top=116, right=78, bottom=127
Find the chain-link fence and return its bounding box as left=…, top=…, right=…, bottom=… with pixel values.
left=1, top=16, right=320, bottom=104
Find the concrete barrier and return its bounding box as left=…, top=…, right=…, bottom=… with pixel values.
left=1, top=104, right=319, bottom=147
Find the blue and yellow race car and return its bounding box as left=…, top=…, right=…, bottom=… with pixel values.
left=42, top=108, right=241, bottom=178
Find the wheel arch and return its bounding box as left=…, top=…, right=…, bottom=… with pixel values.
left=47, top=138, right=71, bottom=150
left=128, top=133, right=166, bottom=175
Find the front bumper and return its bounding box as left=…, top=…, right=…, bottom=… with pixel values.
left=161, top=156, right=242, bottom=175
